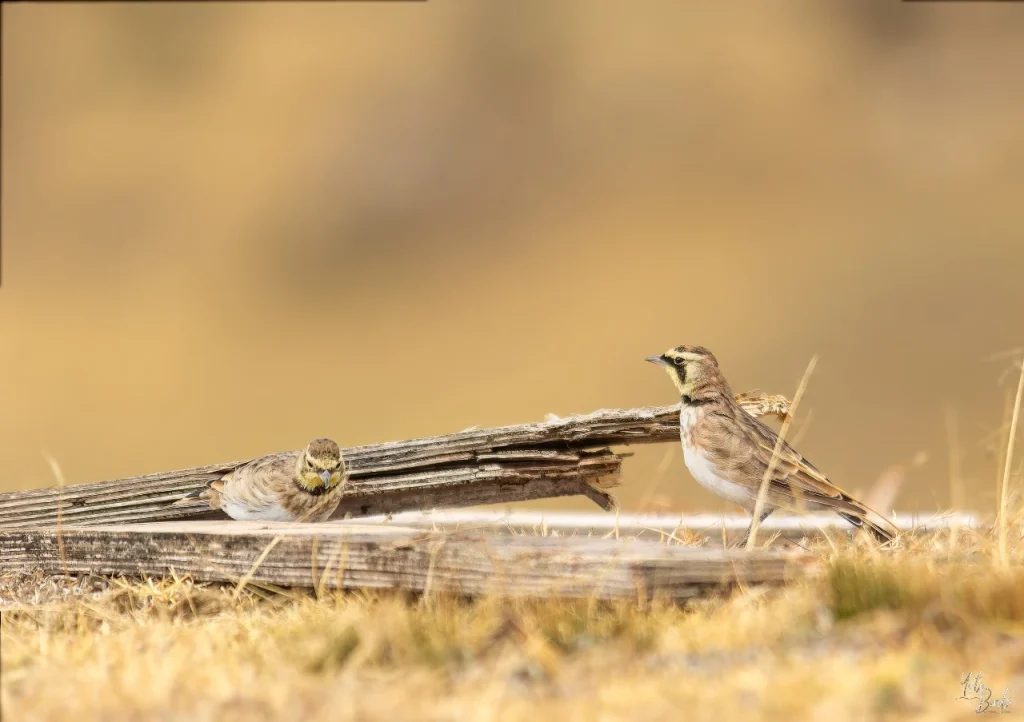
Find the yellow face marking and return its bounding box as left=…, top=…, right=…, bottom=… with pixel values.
left=300, top=440, right=341, bottom=487
left=660, top=349, right=694, bottom=395
left=665, top=367, right=687, bottom=394
left=296, top=468, right=341, bottom=489
left=294, top=452, right=343, bottom=492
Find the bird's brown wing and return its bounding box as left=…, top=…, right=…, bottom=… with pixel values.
left=737, top=412, right=898, bottom=541
left=220, top=451, right=299, bottom=512
left=741, top=414, right=842, bottom=502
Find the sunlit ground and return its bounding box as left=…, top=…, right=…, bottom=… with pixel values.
left=3, top=510, right=1024, bottom=722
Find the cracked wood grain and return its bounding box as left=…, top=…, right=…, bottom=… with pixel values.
left=0, top=393, right=788, bottom=529
left=0, top=520, right=815, bottom=600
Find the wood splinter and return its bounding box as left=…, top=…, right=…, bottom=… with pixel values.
left=0, top=392, right=789, bottom=529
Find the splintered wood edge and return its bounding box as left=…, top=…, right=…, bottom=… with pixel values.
left=0, top=393, right=788, bottom=528
left=0, top=454, right=624, bottom=528
left=0, top=522, right=818, bottom=601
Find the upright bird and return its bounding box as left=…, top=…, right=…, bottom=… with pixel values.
left=646, top=345, right=898, bottom=545
left=173, top=438, right=347, bottom=522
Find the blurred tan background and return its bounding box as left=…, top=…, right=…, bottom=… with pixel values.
left=2, top=2, right=1022, bottom=514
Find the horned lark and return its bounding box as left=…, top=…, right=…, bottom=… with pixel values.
left=647, top=346, right=898, bottom=544
left=173, top=438, right=347, bottom=522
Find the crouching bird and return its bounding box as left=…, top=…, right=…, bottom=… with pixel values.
left=173, top=438, right=347, bottom=522
left=646, top=345, right=898, bottom=545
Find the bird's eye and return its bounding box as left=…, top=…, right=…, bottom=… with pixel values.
left=672, top=357, right=684, bottom=366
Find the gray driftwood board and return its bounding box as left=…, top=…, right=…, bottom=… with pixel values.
left=0, top=520, right=816, bottom=601
left=0, top=395, right=788, bottom=529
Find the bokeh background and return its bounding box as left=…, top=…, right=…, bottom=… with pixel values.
left=2, top=2, right=1023, bottom=515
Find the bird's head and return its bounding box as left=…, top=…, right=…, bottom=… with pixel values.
left=645, top=345, right=722, bottom=399
left=296, top=438, right=345, bottom=492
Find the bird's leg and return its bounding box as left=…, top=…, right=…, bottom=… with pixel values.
left=734, top=508, right=775, bottom=549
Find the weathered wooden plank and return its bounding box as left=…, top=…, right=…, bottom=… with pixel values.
left=0, top=520, right=815, bottom=600
left=0, top=394, right=787, bottom=529
left=0, top=450, right=622, bottom=529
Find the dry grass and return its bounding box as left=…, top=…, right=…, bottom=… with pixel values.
left=4, top=358, right=1022, bottom=721
left=3, top=513, right=1024, bottom=722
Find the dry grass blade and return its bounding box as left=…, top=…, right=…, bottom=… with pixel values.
left=41, top=451, right=69, bottom=578
left=746, top=356, right=818, bottom=550
left=997, top=359, right=1024, bottom=569
left=233, top=534, right=289, bottom=601
left=945, top=406, right=965, bottom=551
left=860, top=452, right=923, bottom=521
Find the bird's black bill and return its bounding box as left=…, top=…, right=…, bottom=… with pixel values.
left=645, top=355, right=671, bottom=367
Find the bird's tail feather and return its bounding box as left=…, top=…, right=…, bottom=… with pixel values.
left=838, top=503, right=899, bottom=543
left=170, top=488, right=209, bottom=508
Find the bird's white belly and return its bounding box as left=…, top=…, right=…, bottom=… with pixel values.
left=679, top=408, right=755, bottom=510
left=221, top=498, right=294, bottom=522
left=682, top=445, right=755, bottom=509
